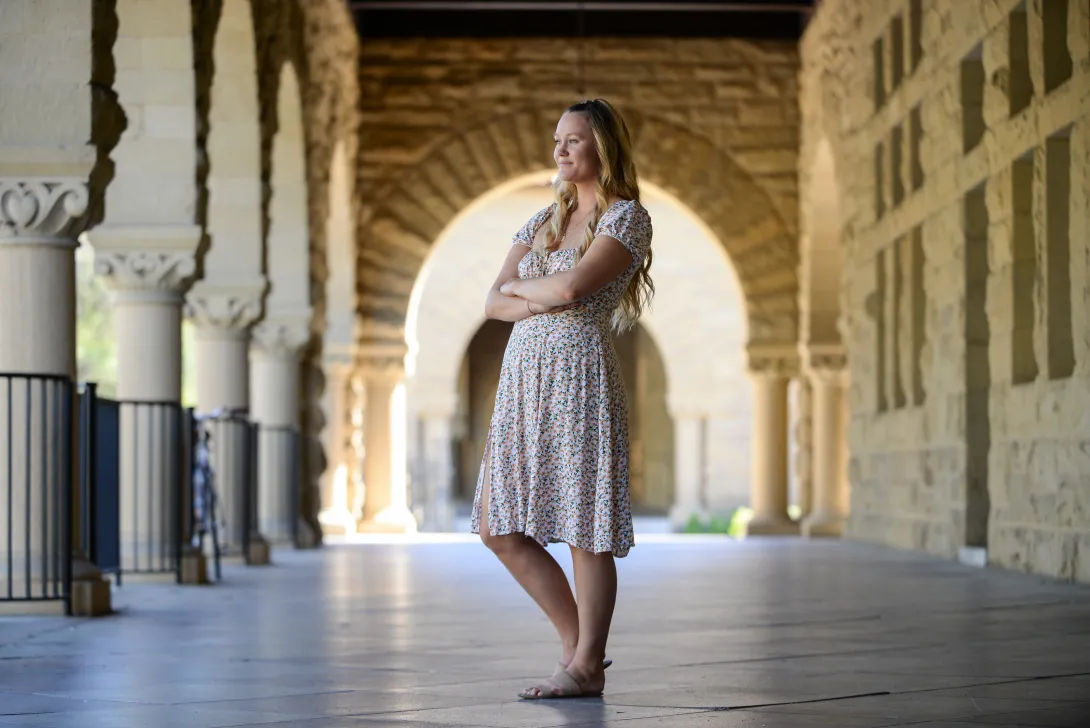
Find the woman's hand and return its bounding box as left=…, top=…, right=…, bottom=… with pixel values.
left=499, top=278, right=520, bottom=297
left=529, top=301, right=578, bottom=315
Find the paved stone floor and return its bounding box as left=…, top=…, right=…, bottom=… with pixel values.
left=2, top=537, right=1090, bottom=727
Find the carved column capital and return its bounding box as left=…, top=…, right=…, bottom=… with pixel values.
left=746, top=343, right=800, bottom=378
left=252, top=315, right=311, bottom=358
left=358, top=340, right=407, bottom=383
left=0, top=178, right=90, bottom=243
left=323, top=343, right=355, bottom=371
left=88, top=225, right=201, bottom=296
left=184, top=278, right=266, bottom=332
left=803, top=343, right=849, bottom=386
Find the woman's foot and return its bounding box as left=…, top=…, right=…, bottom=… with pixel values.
left=521, top=660, right=605, bottom=699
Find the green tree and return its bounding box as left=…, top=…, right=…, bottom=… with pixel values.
left=75, top=242, right=117, bottom=397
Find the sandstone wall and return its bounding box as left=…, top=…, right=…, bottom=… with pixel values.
left=802, top=0, right=1090, bottom=580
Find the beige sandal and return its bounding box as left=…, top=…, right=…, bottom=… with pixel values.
left=519, top=669, right=603, bottom=700
left=552, top=658, right=611, bottom=677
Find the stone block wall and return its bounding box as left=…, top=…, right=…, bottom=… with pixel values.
left=802, top=0, right=1090, bottom=581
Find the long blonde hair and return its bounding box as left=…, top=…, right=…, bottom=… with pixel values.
left=532, top=99, right=654, bottom=334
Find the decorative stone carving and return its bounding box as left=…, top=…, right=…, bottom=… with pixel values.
left=746, top=343, right=800, bottom=377
left=87, top=225, right=202, bottom=295
left=358, top=340, right=408, bottom=381
left=94, top=251, right=197, bottom=293
left=184, top=283, right=265, bottom=331
left=0, top=179, right=90, bottom=241
left=359, top=357, right=405, bottom=383
left=803, top=343, right=848, bottom=385
left=252, top=316, right=311, bottom=356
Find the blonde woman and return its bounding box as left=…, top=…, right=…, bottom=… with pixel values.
left=471, top=99, right=654, bottom=699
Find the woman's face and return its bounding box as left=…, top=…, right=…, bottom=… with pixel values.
left=553, top=112, right=598, bottom=185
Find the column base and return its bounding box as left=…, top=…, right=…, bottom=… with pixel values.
left=180, top=547, right=210, bottom=584
left=318, top=507, right=358, bottom=536
left=71, top=577, right=112, bottom=616
left=745, top=515, right=800, bottom=536
left=70, top=552, right=112, bottom=616
left=295, top=519, right=323, bottom=549
left=801, top=511, right=846, bottom=538
left=246, top=534, right=272, bottom=566
left=358, top=505, right=418, bottom=534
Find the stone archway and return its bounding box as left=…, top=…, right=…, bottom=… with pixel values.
left=403, top=174, right=752, bottom=531
left=357, top=108, right=798, bottom=354
left=355, top=106, right=799, bottom=535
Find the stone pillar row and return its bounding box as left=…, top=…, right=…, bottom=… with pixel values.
left=745, top=343, right=849, bottom=538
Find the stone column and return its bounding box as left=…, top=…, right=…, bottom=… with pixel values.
left=318, top=350, right=355, bottom=533
left=90, top=229, right=200, bottom=576
left=184, top=282, right=266, bottom=560
left=802, top=356, right=849, bottom=538
left=746, top=346, right=799, bottom=536
left=793, top=376, right=814, bottom=521
left=667, top=411, right=706, bottom=531
left=417, top=406, right=456, bottom=533
left=250, top=318, right=308, bottom=544
left=0, top=177, right=111, bottom=615
left=358, top=352, right=417, bottom=533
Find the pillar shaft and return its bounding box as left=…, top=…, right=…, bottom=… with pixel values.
left=250, top=320, right=307, bottom=543
left=358, top=353, right=416, bottom=533
left=318, top=354, right=355, bottom=532
left=668, top=413, right=705, bottom=530
left=0, top=190, right=82, bottom=594
left=802, top=368, right=849, bottom=537
left=419, top=413, right=455, bottom=532
left=196, top=329, right=251, bottom=413
left=362, top=373, right=396, bottom=522
left=745, top=346, right=799, bottom=536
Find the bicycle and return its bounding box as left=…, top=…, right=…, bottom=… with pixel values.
left=190, top=409, right=230, bottom=581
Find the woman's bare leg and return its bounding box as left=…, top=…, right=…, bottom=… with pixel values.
left=563, top=546, right=617, bottom=693
left=478, top=449, right=580, bottom=665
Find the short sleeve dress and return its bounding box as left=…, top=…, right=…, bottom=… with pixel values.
left=469, top=199, right=653, bottom=558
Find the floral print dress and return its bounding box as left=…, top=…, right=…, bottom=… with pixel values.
left=470, top=199, right=653, bottom=558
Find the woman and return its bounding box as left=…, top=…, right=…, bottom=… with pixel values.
left=470, top=98, right=654, bottom=700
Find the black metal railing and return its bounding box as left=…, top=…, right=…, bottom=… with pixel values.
left=255, top=425, right=301, bottom=547
left=79, top=385, right=184, bottom=583
left=78, top=383, right=118, bottom=582
left=239, top=419, right=259, bottom=564
left=1, top=373, right=74, bottom=613
left=117, top=398, right=184, bottom=579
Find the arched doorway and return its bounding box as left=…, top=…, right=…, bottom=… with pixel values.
left=452, top=319, right=675, bottom=517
